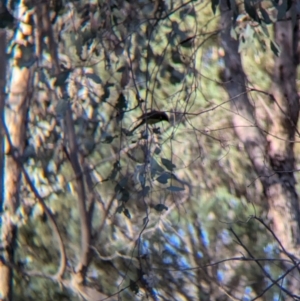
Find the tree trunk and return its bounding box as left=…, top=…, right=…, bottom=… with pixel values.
left=267, top=10, right=300, bottom=252
left=0, top=27, right=9, bottom=301
left=0, top=3, right=32, bottom=300
left=219, top=0, right=300, bottom=295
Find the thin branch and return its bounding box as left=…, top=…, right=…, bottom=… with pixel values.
left=1, top=119, right=67, bottom=280
left=230, top=227, right=299, bottom=299
left=65, top=107, right=91, bottom=275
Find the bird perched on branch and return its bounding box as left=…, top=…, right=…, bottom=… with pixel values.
left=130, top=110, right=169, bottom=134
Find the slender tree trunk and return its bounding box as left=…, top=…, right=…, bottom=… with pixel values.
left=0, top=29, right=5, bottom=208
left=268, top=10, right=300, bottom=251
left=0, top=2, right=32, bottom=299
left=0, top=70, right=29, bottom=300
left=219, top=0, right=300, bottom=295
left=0, top=28, right=9, bottom=301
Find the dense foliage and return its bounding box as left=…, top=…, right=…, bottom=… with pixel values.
left=1, top=0, right=300, bottom=300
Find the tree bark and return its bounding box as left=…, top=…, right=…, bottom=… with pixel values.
left=219, top=0, right=300, bottom=295
left=268, top=9, right=300, bottom=251
left=0, top=3, right=32, bottom=300
left=0, top=28, right=9, bottom=301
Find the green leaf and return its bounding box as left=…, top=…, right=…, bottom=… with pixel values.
left=150, top=158, right=164, bottom=178
left=277, top=0, right=289, bottom=21
left=259, top=7, right=272, bottom=24
left=211, top=0, right=219, bottom=14
left=109, top=161, right=121, bottom=180
left=115, top=177, right=128, bottom=192
left=167, top=66, right=185, bottom=84
left=139, top=186, right=150, bottom=197
left=101, top=84, right=110, bottom=102
left=138, top=174, right=146, bottom=186
left=276, top=0, right=287, bottom=20
left=102, top=135, right=117, bottom=144
left=116, top=205, right=123, bottom=214
left=167, top=186, right=185, bottom=192
left=116, top=93, right=127, bottom=109
left=129, top=279, right=139, bottom=294
left=86, top=73, right=102, bottom=84
left=154, top=146, right=161, bottom=155
left=117, top=66, right=126, bottom=73
left=244, top=0, right=259, bottom=22
left=154, top=204, right=168, bottom=212
left=121, top=190, right=129, bottom=203
left=229, top=0, right=239, bottom=23
left=156, top=173, right=171, bottom=184
left=127, top=144, right=146, bottom=162
left=54, top=70, right=70, bottom=86
left=115, top=178, right=129, bottom=202
left=270, top=41, right=280, bottom=56
left=116, top=93, right=127, bottom=122
left=171, top=50, right=184, bottom=64
left=161, top=158, right=176, bottom=171
left=179, top=36, right=195, bottom=47
left=123, top=208, right=131, bottom=219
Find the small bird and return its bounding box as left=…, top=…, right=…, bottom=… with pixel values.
left=130, top=110, right=169, bottom=134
